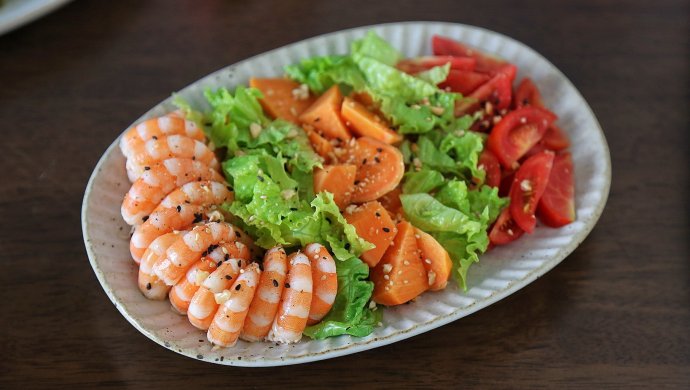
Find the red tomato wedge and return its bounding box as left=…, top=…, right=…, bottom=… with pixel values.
left=499, top=169, right=515, bottom=197
left=478, top=149, right=501, bottom=188
left=440, top=70, right=490, bottom=95
left=489, top=207, right=524, bottom=245
left=538, top=152, right=575, bottom=227
left=397, top=56, right=476, bottom=74
left=432, top=35, right=507, bottom=75
left=514, top=78, right=545, bottom=108
left=541, top=124, right=570, bottom=151
left=509, top=151, right=555, bottom=233
left=455, top=65, right=516, bottom=116
left=487, top=106, right=558, bottom=169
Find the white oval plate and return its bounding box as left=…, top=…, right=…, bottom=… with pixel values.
left=82, top=22, right=610, bottom=366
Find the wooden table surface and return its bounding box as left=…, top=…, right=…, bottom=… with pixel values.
left=1, top=0, right=688, bottom=388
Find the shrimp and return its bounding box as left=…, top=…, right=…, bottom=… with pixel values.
left=267, top=252, right=313, bottom=344
left=169, top=240, right=249, bottom=314
left=137, top=231, right=183, bottom=300
left=128, top=181, right=233, bottom=263
left=157, top=181, right=233, bottom=209
left=119, top=115, right=205, bottom=160
left=154, top=222, right=238, bottom=286
left=240, top=246, right=288, bottom=342
left=129, top=204, right=204, bottom=264
left=187, top=251, right=247, bottom=330
left=125, top=135, right=220, bottom=182
left=207, top=263, right=261, bottom=348
left=303, top=243, right=338, bottom=325
left=120, top=158, right=223, bottom=225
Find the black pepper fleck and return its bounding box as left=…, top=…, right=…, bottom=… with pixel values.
left=176, top=205, right=181, bottom=212
left=193, top=213, right=204, bottom=223
left=144, top=166, right=150, bottom=171
left=272, top=279, right=278, bottom=287
left=257, top=175, right=265, bottom=182
left=142, top=216, right=149, bottom=222
left=146, top=283, right=152, bottom=290
left=225, top=275, right=232, bottom=280
left=383, top=227, right=390, bottom=232
left=285, top=282, right=290, bottom=288
left=235, top=284, right=241, bottom=291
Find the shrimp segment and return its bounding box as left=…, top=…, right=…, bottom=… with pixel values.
left=187, top=252, right=248, bottom=330
left=207, top=263, right=261, bottom=347
left=168, top=240, right=250, bottom=313
left=303, top=243, right=338, bottom=325
left=240, top=247, right=288, bottom=342
left=121, top=158, right=223, bottom=225
left=128, top=182, right=233, bottom=263
left=157, top=181, right=233, bottom=209
left=154, top=222, right=238, bottom=286
left=125, top=135, right=220, bottom=181
left=137, top=232, right=182, bottom=300
left=120, top=115, right=205, bottom=159
left=129, top=204, right=204, bottom=264
left=267, top=252, right=313, bottom=344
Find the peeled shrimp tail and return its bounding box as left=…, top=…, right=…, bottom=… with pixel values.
left=267, top=252, right=313, bottom=344
left=138, top=232, right=183, bottom=300
left=303, top=243, right=338, bottom=325
left=207, top=263, right=261, bottom=348
left=240, top=247, right=288, bottom=342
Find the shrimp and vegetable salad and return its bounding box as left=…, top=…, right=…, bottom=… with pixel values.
left=119, top=32, right=576, bottom=347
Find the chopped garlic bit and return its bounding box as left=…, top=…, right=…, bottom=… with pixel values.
left=430, top=106, right=444, bottom=115
left=195, top=270, right=210, bottom=286
left=291, top=84, right=310, bottom=100
left=214, top=290, right=232, bottom=304
left=428, top=270, right=437, bottom=286
left=368, top=300, right=377, bottom=309
left=382, top=263, right=393, bottom=274
left=520, top=179, right=533, bottom=192
left=249, top=123, right=263, bottom=139
left=345, top=204, right=358, bottom=215
left=206, top=210, right=224, bottom=222
left=280, top=189, right=296, bottom=200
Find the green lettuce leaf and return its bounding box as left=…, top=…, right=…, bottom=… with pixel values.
left=402, top=169, right=445, bottom=194
left=304, top=257, right=381, bottom=339
left=415, top=63, right=451, bottom=85
left=439, top=130, right=486, bottom=182
left=284, top=55, right=365, bottom=94
left=400, top=185, right=507, bottom=290
left=350, top=30, right=401, bottom=66
left=204, top=86, right=270, bottom=150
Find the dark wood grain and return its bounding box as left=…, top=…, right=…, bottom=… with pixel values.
left=0, top=0, right=688, bottom=388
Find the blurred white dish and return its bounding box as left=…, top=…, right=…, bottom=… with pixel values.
left=0, top=0, right=71, bottom=36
